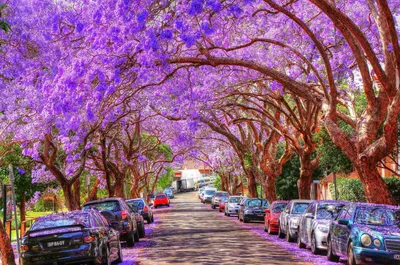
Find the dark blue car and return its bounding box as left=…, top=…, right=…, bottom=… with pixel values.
left=327, top=202, right=400, bottom=265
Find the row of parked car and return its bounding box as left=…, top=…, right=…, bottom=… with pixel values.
left=200, top=187, right=400, bottom=265
left=19, top=191, right=174, bottom=265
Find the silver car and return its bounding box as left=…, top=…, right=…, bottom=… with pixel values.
left=211, top=191, right=229, bottom=209
left=297, top=200, right=346, bottom=254
left=224, top=196, right=245, bottom=216
left=278, top=199, right=312, bottom=242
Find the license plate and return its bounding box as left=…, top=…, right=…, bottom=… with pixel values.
left=47, top=240, right=65, bottom=248
left=394, top=255, right=400, bottom=260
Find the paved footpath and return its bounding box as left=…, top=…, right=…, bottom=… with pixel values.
left=119, top=192, right=330, bottom=265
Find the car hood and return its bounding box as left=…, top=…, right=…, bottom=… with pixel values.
left=314, top=219, right=331, bottom=226
left=270, top=212, right=282, bottom=218
left=355, top=224, right=400, bottom=237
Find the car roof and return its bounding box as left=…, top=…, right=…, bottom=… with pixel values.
left=290, top=200, right=313, bottom=203
left=83, top=197, right=124, bottom=206
left=126, top=198, right=145, bottom=202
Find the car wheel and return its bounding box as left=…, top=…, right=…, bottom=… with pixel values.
left=219, top=208, right=222, bottom=212
left=151, top=216, right=154, bottom=223
left=104, top=246, right=111, bottom=265
left=348, top=242, right=357, bottom=265
left=327, top=235, right=340, bottom=262
left=278, top=225, right=285, bottom=239
left=286, top=225, right=294, bottom=242
left=114, top=241, right=123, bottom=264
left=139, top=225, right=145, bottom=238
left=155, top=205, right=158, bottom=209
left=126, top=230, right=135, bottom=247
left=243, top=216, right=249, bottom=223
left=167, top=204, right=170, bottom=207
left=310, top=232, right=320, bottom=254
left=297, top=233, right=306, bottom=249
left=134, top=229, right=140, bottom=242
left=264, top=224, right=268, bottom=233
left=227, top=213, right=230, bottom=217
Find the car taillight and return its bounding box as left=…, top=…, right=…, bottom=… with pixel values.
left=84, top=236, right=96, bottom=243
left=20, top=245, right=29, bottom=252
left=144, top=206, right=149, bottom=213
left=121, top=210, right=128, bottom=220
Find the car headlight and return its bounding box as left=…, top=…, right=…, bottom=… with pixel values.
left=373, top=239, right=381, bottom=247
left=290, top=218, right=299, bottom=228
left=245, top=210, right=253, bottom=214
left=361, top=234, right=372, bottom=247
left=317, top=225, right=329, bottom=233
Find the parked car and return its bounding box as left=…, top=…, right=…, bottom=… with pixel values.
left=327, top=203, right=400, bottom=265
left=297, top=200, right=346, bottom=254
left=264, top=200, right=289, bottom=234
left=218, top=196, right=229, bottom=213
left=225, top=196, right=245, bottom=216
left=278, top=199, right=312, bottom=242
left=164, top=188, right=174, bottom=199
left=198, top=187, right=205, bottom=199
left=126, top=198, right=154, bottom=224
left=201, top=187, right=217, bottom=204
left=20, top=210, right=122, bottom=265
left=238, top=198, right=270, bottom=223
left=211, top=191, right=229, bottom=209
left=154, top=193, right=170, bottom=208
left=83, top=197, right=139, bottom=247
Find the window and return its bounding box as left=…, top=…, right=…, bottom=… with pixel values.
left=291, top=203, right=310, bottom=214
left=305, top=203, right=315, bottom=215
left=83, top=201, right=121, bottom=212
left=272, top=203, right=288, bottom=213
left=316, top=203, right=345, bottom=220
left=337, top=206, right=348, bottom=220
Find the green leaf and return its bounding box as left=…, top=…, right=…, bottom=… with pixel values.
left=0, top=21, right=10, bottom=33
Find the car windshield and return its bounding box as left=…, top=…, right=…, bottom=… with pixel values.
left=127, top=200, right=144, bottom=209
left=221, top=197, right=228, bottom=202
left=292, top=203, right=310, bottom=214
left=246, top=199, right=269, bottom=208
left=355, top=207, right=400, bottom=226
left=156, top=195, right=167, bottom=199
left=31, top=212, right=90, bottom=231
left=272, top=203, right=288, bottom=213
left=205, top=190, right=216, bottom=195
left=317, top=203, right=345, bottom=220
left=164, top=189, right=172, bottom=193
left=83, top=201, right=121, bottom=212
left=215, top=192, right=228, bottom=197
left=229, top=197, right=242, bottom=203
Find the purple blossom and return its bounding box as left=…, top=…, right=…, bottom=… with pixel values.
left=180, top=34, right=197, bottom=48
left=188, top=0, right=205, bottom=16
left=17, top=168, right=25, bottom=175
left=228, top=4, right=243, bottom=16
left=76, top=22, right=84, bottom=33
left=137, top=10, right=148, bottom=24
left=161, top=29, right=173, bottom=40
left=206, top=0, right=222, bottom=13
left=387, top=43, right=394, bottom=52
left=200, top=22, right=214, bottom=35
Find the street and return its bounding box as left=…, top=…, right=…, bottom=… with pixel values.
left=119, top=192, right=342, bottom=265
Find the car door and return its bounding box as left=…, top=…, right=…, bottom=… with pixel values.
left=340, top=206, right=354, bottom=255
left=305, top=203, right=316, bottom=244
left=239, top=198, right=246, bottom=219
left=301, top=202, right=314, bottom=244
left=332, top=206, right=350, bottom=255
left=281, top=202, right=291, bottom=233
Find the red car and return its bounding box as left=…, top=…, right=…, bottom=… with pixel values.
left=154, top=194, right=170, bottom=208
left=218, top=197, right=228, bottom=213
left=264, top=200, right=289, bottom=234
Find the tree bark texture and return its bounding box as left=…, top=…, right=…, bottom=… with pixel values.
left=0, top=220, right=15, bottom=265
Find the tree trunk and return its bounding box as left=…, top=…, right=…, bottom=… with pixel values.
left=356, top=159, right=394, bottom=204
left=20, top=194, right=26, bottom=223
left=0, top=220, right=15, bottom=265
left=263, top=176, right=277, bottom=202
left=298, top=155, right=313, bottom=199
left=130, top=177, right=140, bottom=198
left=247, top=169, right=258, bottom=197
left=89, top=179, right=100, bottom=201
left=114, top=176, right=125, bottom=198
left=62, top=182, right=80, bottom=211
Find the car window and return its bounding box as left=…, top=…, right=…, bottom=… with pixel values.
left=336, top=206, right=348, bottom=220
left=205, top=190, right=216, bottom=195
left=355, top=207, right=400, bottom=226
left=317, top=203, right=346, bottom=220
left=156, top=195, right=167, bottom=199
left=127, top=200, right=145, bottom=209
left=229, top=197, right=242, bottom=203
left=272, top=203, right=288, bottom=213
left=291, top=203, right=310, bottom=214
left=246, top=199, right=263, bottom=207
left=83, top=201, right=121, bottom=212
left=305, top=203, right=315, bottom=215
left=31, top=212, right=90, bottom=231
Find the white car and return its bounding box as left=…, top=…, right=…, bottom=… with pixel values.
left=225, top=196, right=245, bottom=216
left=201, top=187, right=217, bottom=204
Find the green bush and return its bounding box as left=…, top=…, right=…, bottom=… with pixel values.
left=330, top=177, right=400, bottom=205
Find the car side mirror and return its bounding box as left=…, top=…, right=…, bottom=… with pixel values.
left=338, top=219, right=349, bottom=226
left=305, top=213, right=313, bottom=219
left=264, top=209, right=270, bottom=214
left=149, top=203, right=154, bottom=207
left=109, top=221, right=119, bottom=229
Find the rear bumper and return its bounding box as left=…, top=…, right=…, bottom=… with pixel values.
left=226, top=207, right=239, bottom=214
left=267, top=221, right=280, bottom=232
left=21, top=244, right=99, bottom=265
left=244, top=214, right=265, bottom=221
left=353, top=246, right=400, bottom=265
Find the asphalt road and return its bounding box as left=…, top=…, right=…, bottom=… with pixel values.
left=119, top=192, right=333, bottom=265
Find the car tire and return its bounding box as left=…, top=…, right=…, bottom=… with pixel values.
left=139, top=225, right=145, bottom=238
left=167, top=204, right=170, bottom=207
left=227, top=213, right=230, bottom=217
left=151, top=216, right=154, bottom=223
left=310, top=232, right=320, bottom=255
left=126, top=230, right=135, bottom=247
left=219, top=208, right=222, bottom=213
left=147, top=217, right=152, bottom=224
left=264, top=224, right=268, bottom=233
left=267, top=223, right=273, bottom=234
left=134, top=229, right=140, bottom=243
left=104, top=246, right=111, bottom=265
left=297, top=233, right=306, bottom=249
left=286, top=225, right=295, bottom=242
left=348, top=242, right=357, bottom=265
left=155, top=205, right=158, bottom=209
left=243, top=216, right=249, bottom=223
left=327, top=235, right=340, bottom=262
left=278, top=225, right=285, bottom=239
left=114, top=241, right=123, bottom=264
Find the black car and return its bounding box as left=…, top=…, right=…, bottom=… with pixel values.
left=238, top=198, right=269, bottom=223
left=126, top=198, right=154, bottom=224
left=83, top=197, right=139, bottom=247
left=20, top=210, right=122, bottom=265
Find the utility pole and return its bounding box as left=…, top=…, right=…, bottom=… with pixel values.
left=333, top=172, right=338, bottom=200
